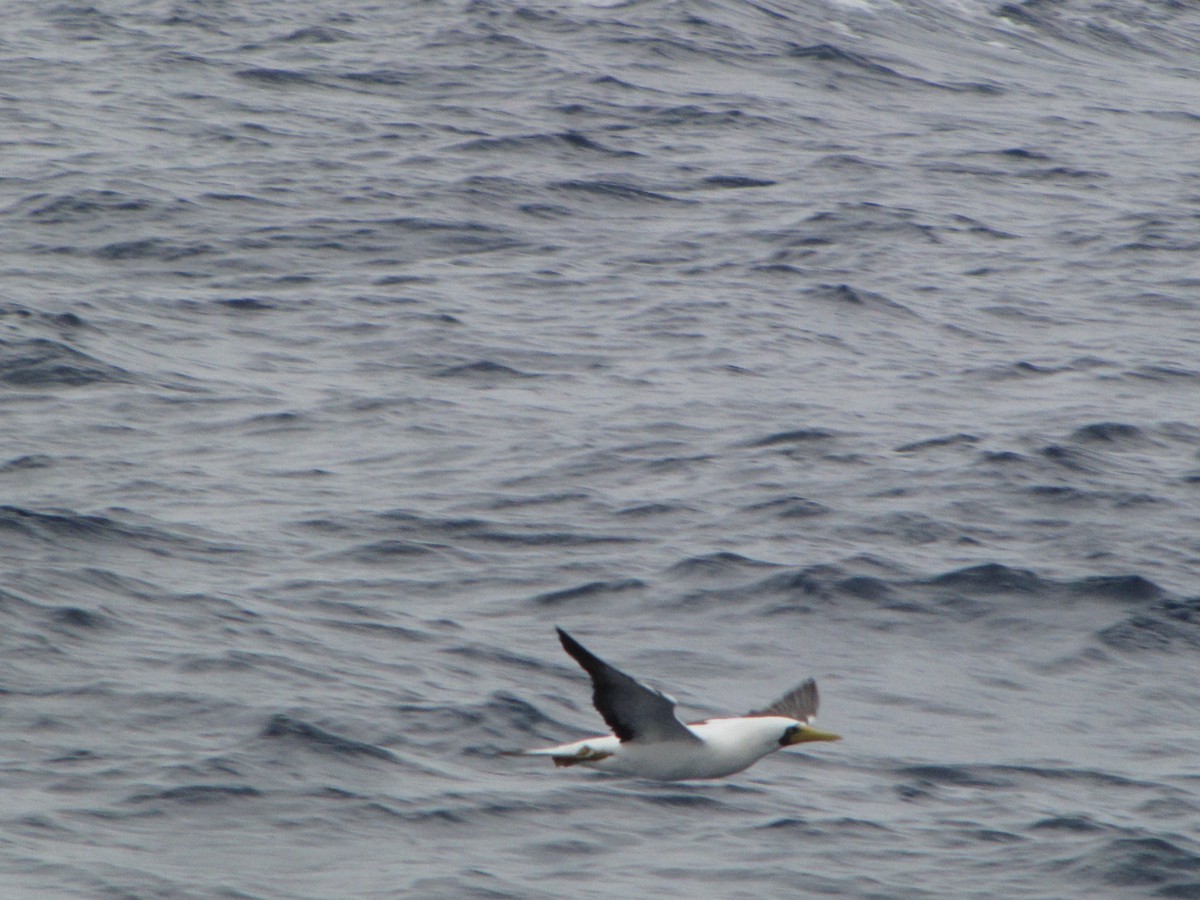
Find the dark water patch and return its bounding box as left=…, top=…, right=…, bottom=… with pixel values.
left=1099, top=619, right=1185, bottom=652
left=979, top=449, right=1028, bottom=464
left=1098, top=598, right=1200, bottom=651
left=47, top=606, right=108, bottom=630
left=1140, top=798, right=1200, bottom=820
left=531, top=838, right=603, bottom=855
left=788, top=43, right=1000, bottom=94
left=938, top=80, right=1006, bottom=95
left=641, top=792, right=723, bottom=810
left=470, top=529, right=638, bottom=547
left=215, top=297, right=277, bottom=311
left=742, top=496, right=829, bottom=519
left=94, top=238, right=213, bottom=261
left=433, top=360, right=539, bottom=379
left=0, top=305, right=89, bottom=334
left=631, top=103, right=766, bottom=129
left=485, top=492, right=591, bottom=510
left=616, top=502, right=692, bottom=517
left=979, top=359, right=1073, bottom=379
left=758, top=817, right=822, bottom=834
left=1040, top=444, right=1097, bottom=471
left=897, top=764, right=1014, bottom=789
left=1068, top=575, right=1164, bottom=603
left=748, top=428, right=836, bottom=448
left=669, top=552, right=779, bottom=577
left=179, top=651, right=293, bottom=675
left=1070, top=836, right=1200, bottom=893
left=262, top=714, right=395, bottom=761
left=440, top=641, right=553, bottom=674
left=1027, top=484, right=1161, bottom=508
left=700, top=175, right=776, bottom=189
left=0, top=505, right=202, bottom=554
left=235, top=67, right=318, bottom=86
left=760, top=816, right=890, bottom=836
left=371, top=273, right=437, bottom=287
left=994, top=3, right=1048, bottom=28
left=518, top=202, right=573, bottom=219
left=786, top=43, right=901, bottom=78
left=456, top=130, right=639, bottom=158
left=241, top=411, right=305, bottom=431
left=1128, top=365, right=1200, bottom=382
left=369, top=510, right=495, bottom=538
left=48, top=749, right=101, bottom=764
left=81, top=566, right=198, bottom=606
left=804, top=283, right=910, bottom=312
left=1115, top=239, right=1200, bottom=254
left=754, top=263, right=811, bottom=277
left=337, top=539, right=443, bottom=562
left=1020, top=165, right=1107, bottom=181
left=25, top=190, right=154, bottom=223
left=947, top=215, right=1018, bottom=240
left=1160, top=884, right=1200, bottom=898
left=340, top=69, right=418, bottom=86
left=12, top=814, right=72, bottom=836
left=1001, top=764, right=1163, bottom=789
left=279, top=25, right=354, bottom=43
left=531, top=579, right=645, bottom=606
left=551, top=180, right=690, bottom=203
left=895, top=433, right=978, bottom=453
left=800, top=204, right=940, bottom=244
left=857, top=512, right=958, bottom=546
left=1032, top=815, right=1106, bottom=833
left=995, top=147, right=1052, bottom=161
left=0, top=454, right=53, bottom=473
left=249, top=216, right=522, bottom=259
left=754, top=567, right=836, bottom=605
left=966, top=827, right=1025, bottom=843
left=0, top=339, right=130, bottom=386
left=400, top=690, right=556, bottom=741
left=1027, top=484, right=1089, bottom=503
left=555, top=130, right=635, bottom=155
left=643, top=454, right=713, bottom=474
left=812, top=154, right=886, bottom=172
left=927, top=563, right=1043, bottom=594
left=129, top=784, right=262, bottom=805
left=835, top=575, right=894, bottom=601
left=1071, top=422, right=1145, bottom=444
left=315, top=619, right=429, bottom=642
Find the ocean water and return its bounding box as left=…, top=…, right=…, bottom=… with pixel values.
left=3, top=0, right=1200, bottom=896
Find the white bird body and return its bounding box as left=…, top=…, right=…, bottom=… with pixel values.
left=521, top=629, right=840, bottom=781
left=525, top=715, right=806, bottom=780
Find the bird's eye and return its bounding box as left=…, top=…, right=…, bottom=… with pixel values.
left=779, top=725, right=798, bottom=745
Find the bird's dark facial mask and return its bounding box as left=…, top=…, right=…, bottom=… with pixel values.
left=781, top=724, right=842, bottom=746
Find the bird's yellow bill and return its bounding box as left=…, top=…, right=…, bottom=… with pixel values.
left=785, top=725, right=842, bottom=745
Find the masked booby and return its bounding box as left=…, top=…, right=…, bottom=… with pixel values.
left=521, top=627, right=840, bottom=780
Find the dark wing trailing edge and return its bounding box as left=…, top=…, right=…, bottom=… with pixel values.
left=748, top=678, right=819, bottom=722
left=556, top=627, right=700, bottom=744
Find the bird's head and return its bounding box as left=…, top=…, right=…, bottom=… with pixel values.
left=780, top=722, right=841, bottom=746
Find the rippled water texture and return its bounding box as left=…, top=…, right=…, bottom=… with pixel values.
left=3, top=0, right=1200, bottom=896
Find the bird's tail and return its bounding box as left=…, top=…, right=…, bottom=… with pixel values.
left=508, top=743, right=613, bottom=766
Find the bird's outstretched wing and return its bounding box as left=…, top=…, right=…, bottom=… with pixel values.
left=747, top=678, right=819, bottom=722
left=557, top=627, right=700, bottom=744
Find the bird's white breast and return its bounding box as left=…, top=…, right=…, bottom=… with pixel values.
left=603, top=717, right=791, bottom=781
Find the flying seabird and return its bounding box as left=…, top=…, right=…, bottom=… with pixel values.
left=521, top=627, right=840, bottom=780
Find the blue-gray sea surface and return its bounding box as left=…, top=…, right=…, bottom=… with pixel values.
left=3, top=0, right=1200, bottom=896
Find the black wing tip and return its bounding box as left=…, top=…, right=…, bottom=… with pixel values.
left=555, top=626, right=600, bottom=671
left=556, top=625, right=580, bottom=654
